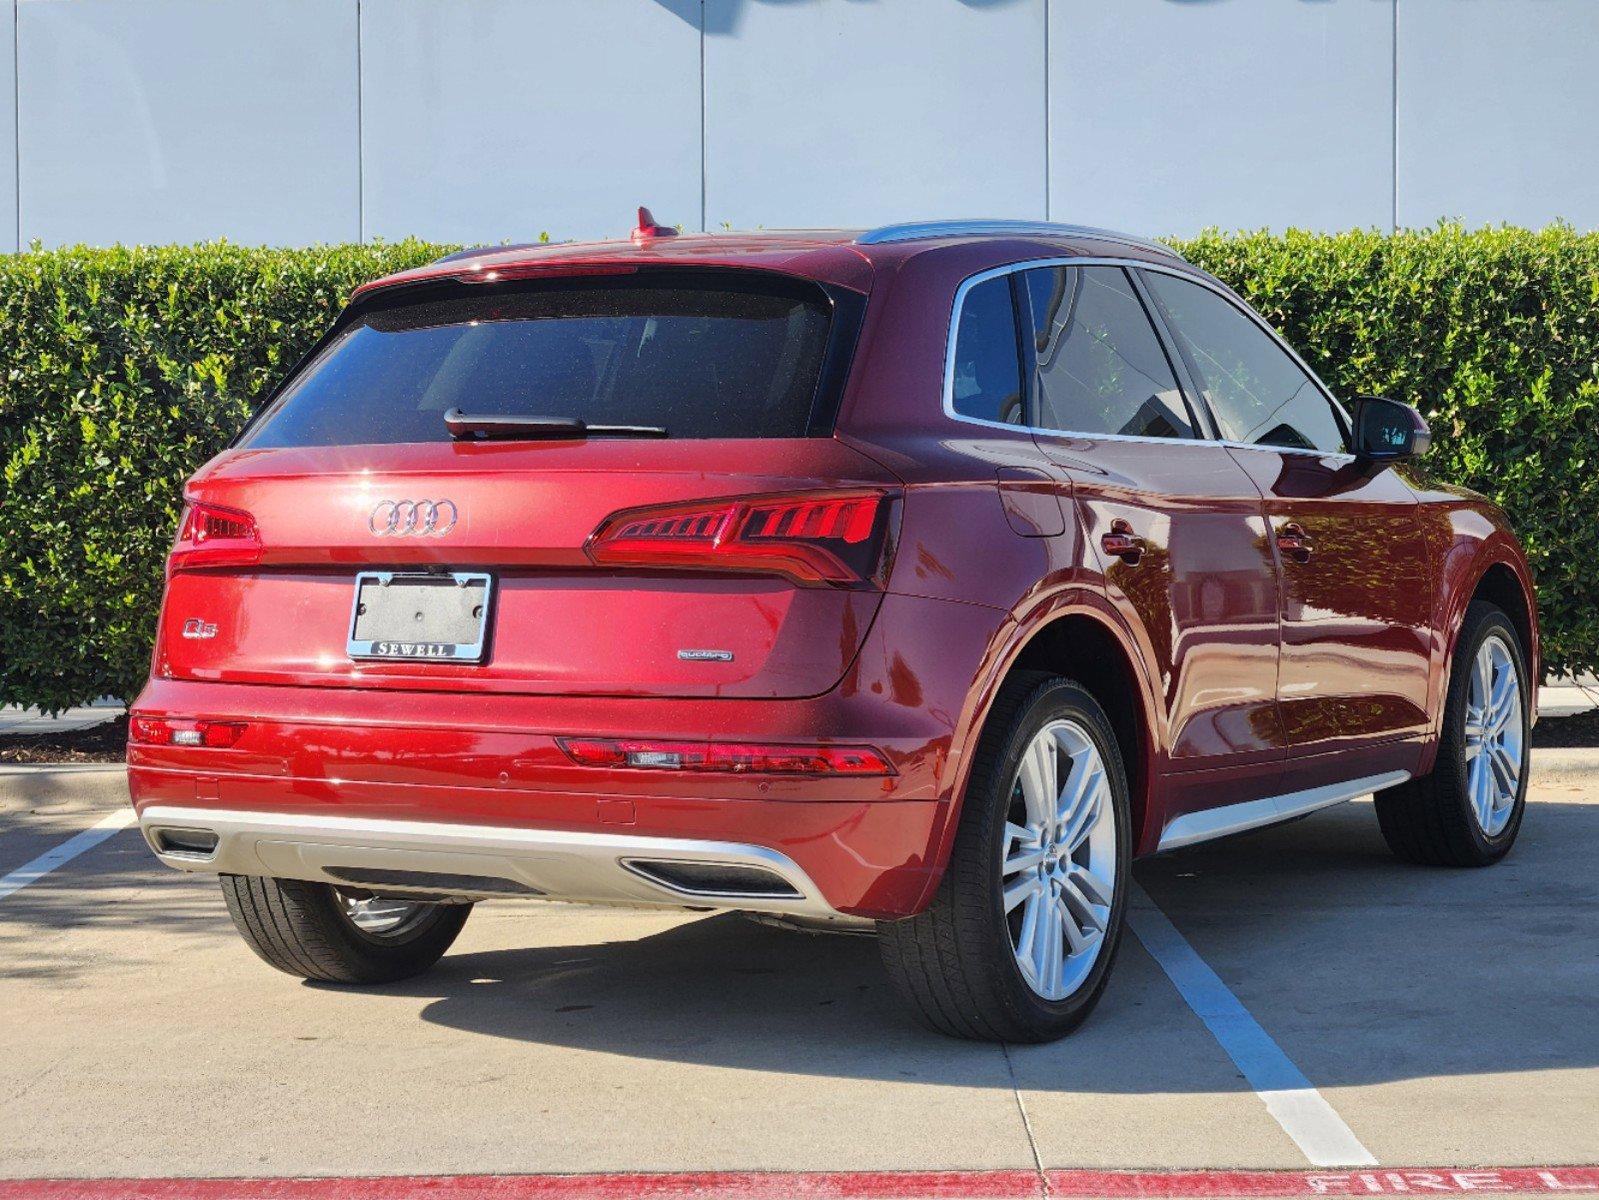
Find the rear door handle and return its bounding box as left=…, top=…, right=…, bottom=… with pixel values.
left=1276, top=522, right=1314, bottom=563
left=1101, top=520, right=1145, bottom=565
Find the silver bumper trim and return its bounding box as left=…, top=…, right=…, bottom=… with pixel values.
left=137, top=805, right=841, bottom=917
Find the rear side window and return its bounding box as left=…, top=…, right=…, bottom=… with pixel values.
left=241, top=271, right=835, bottom=447
left=949, top=275, right=1024, bottom=426
left=1019, top=266, right=1196, bottom=439
left=1142, top=272, right=1347, bottom=454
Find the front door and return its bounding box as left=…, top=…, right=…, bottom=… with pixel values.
left=1140, top=269, right=1433, bottom=788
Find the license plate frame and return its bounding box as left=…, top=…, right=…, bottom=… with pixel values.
left=346, top=571, right=494, bottom=664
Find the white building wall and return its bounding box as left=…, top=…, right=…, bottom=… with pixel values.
left=1396, top=0, right=1599, bottom=231
left=359, top=0, right=701, bottom=244
left=0, top=2, right=15, bottom=253
left=704, top=0, right=1047, bottom=231
left=1049, top=0, right=1395, bottom=236
left=12, top=0, right=1599, bottom=249
left=19, top=0, right=361, bottom=248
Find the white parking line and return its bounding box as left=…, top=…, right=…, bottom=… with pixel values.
left=0, top=808, right=138, bottom=901
left=1128, top=882, right=1377, bottom=1169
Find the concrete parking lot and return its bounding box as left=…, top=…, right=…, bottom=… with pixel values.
left=1, top=754, right=1595, bottom=1190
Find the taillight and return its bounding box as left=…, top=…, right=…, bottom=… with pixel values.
left=169, top=502, right=260, bottom=572
left=129, top=717, right=246, bottom=748
left=586, top=490, right=898, bottom=587
left=558, top=738, right=895, bottom=776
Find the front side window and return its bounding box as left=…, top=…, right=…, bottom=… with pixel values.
left=1143, top=272, right=1346, bottom=454
left=949, top=275, right=1024, bottom=426
left=1019, top=266, right=1195, bottom=439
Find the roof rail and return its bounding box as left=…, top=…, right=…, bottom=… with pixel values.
left=854, top=219, right=1182, bottom=260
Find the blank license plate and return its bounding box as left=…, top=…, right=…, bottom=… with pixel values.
left=347, top=572, right=492, bottom=663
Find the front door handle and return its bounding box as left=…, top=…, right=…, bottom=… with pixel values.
left=1101, top=519, right=1146, bottom=565
left=1277, top=522, right=1314, bottom=563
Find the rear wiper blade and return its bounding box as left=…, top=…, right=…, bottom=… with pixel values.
left=443, top=408, right=668, bottom=441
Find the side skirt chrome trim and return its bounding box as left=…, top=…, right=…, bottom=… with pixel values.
left=1157, top=771, right=1410, bottom=852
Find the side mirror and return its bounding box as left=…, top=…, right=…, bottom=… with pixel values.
left=1351, top=395, right=1431, bottom=462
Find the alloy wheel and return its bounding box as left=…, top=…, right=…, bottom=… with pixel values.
left=1463, top=633, right=1524, bottom=837
left=1000, top=719, right=1118, bottom=1001
left=333, top=889, right=432, bottom=940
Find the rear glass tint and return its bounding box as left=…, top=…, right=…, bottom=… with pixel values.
left=241, top=271, right=835, bottom=447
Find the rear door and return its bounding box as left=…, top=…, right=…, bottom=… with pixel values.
left=160, top=268, right=899, bottom=700
left=1017, top=264, right=1287, bottom=811
left=1140, top=269, right=1433, bottom=784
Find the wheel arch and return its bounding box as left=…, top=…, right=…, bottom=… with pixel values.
left=916, top=594, right=1163, bottom=912
left=1469, top=560, right=1536, bottom=674
left=1421, top=548, right=1541, bottom=775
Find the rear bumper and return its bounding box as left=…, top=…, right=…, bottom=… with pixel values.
left=138, top=804, right=850, bottom=917
left=125, top=671, right=970, bottom=919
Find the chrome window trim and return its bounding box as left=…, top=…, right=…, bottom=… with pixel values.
left=859, top=220, right=1183, bottom=261
left=941, top=255, right=1353, bottom=461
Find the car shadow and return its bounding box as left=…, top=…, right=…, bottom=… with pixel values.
left=356, top=797, right=1599, bottom=1095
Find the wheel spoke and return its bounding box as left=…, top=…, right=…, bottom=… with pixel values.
left=1017, top=734, right=1058, bottom=829
left=1489, top=742, right=1520, bottom=797
left=1057, top=759, right=1105, bottom=853
left=1002, top=822, right=1046, bottom=877
left=1487, top=669, right=1518, bottom=734
left=1470, top=754, right=1493, bottom=826
left=1069, top=864, right=1115, bottom=908
left=1474, top=644, right=1494, bottom=705
left=1057, top=893, right=1090, bottom=956
left=1004, top=873, right=1043, bottom=914
left=1015, top=890, right=1044, bottom=987
left=1035, top=898, right=1064, bottom=994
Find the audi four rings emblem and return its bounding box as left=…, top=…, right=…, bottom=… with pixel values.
left=368, top=499, right=459, bottom=537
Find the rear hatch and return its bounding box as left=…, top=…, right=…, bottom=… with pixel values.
left=158, top=266, right=898, bottom=700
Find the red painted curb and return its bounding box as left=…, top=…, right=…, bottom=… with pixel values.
left=0, top=1168, right=1595, bottom=1200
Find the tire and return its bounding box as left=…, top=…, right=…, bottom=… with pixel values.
left=877, top=673, right=1132, bottom=1042
left=219, top=875, right=472, bottom=984
left=1375, top=601, right=1530, bottom=867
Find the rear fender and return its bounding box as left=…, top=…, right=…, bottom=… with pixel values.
left=909, top=589, right=1163, bottom=913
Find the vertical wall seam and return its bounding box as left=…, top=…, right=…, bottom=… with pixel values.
left=356, top=0, right=365, bottom=242
left=1043, top=0, right=1050, bottom=221
left=13, top=0, right=19, bottom=251
left=1391, top=0, right=1398, bottom=231
left=699, top=0, right=707, bottom=232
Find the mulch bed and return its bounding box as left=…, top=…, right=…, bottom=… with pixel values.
left=1530, top=707, right=1599, bottom=748
left=0, top=707, right=1595, bottom=765
left=0, top=713, right=129, bottom=764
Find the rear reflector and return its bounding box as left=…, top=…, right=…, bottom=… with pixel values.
left=586, top=490, right=898, bottom=587
left=557, top=738, right=894, bottom=777
left=169, top=502, right=260, bottom=571
left=130, top=717, right=247, bottom=749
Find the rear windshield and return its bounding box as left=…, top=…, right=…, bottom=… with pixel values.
left=240, top=271, right=836, bottom=447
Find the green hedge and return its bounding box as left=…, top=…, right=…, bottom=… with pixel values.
left=1173, top=225, right=1599, bottom=680
left=0, top=241, right=451, bottom=712
left=2, top=226, right=1596, bottom=712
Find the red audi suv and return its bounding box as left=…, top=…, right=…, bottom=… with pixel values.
left=128, top=214, right=1537, bottom=1041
